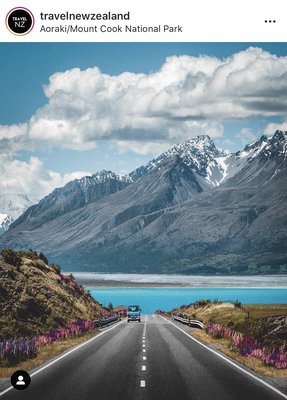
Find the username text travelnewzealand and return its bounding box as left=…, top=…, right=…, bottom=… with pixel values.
left=40, top=11, right=130, bottom=21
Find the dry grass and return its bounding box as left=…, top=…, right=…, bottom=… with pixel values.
left=0, top=330, right=99, bottom=379
left=178, top=302, right=247, bottom=328
left=0, top=257, right=105, bottom=339
left=192, top=329, right=287, bottom=378
left=179, top=303, right=287, bottom=323
left=242, top=304, right=287, bottom=319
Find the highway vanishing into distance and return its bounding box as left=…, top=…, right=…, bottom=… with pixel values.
left=1, top=315, right=286, bottom=400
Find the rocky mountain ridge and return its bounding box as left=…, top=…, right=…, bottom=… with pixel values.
left=9, top=170, right=132, bottom=232
left=1, top=131, right=287, bottom=274
left=1, top=134, right=270, bottom=233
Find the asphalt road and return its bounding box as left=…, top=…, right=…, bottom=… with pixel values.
left=1, top=315, right=286, bottom=400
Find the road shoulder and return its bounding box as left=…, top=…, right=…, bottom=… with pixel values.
left=160, top=315, right=287, bottom=398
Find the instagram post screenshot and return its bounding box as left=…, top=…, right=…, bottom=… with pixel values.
left=0, top=0, right=286, bottom=399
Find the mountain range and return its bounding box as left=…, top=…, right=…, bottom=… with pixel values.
left=0, top=194, right=33, bottom=234
left=1, top=131, right=287, bottom=274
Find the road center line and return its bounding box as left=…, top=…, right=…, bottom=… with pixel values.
left=143, top=356, right=146, bottom=360
left=142, top=365, right=146, bottom=371
left=140, top=380, right=146, bottom=388
left=160, top=315, right=287, bottom=400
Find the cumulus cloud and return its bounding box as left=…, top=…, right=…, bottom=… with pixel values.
left=1, top=46, right=287, bottom=155
left=1, top=46, right=287, bottom=202
left=0, top=123, right=27, bottom=141
left=264, top=121, right=287, bottom=136
left=0, top=155, right=90, bottom=202
left=236, top=127, right=259, bottom=144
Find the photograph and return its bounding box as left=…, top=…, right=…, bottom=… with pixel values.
left=0, top=42, right=286, bottom=400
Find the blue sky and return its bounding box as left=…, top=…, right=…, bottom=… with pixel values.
left=2, top=42, right=287, bottom=124
left=1, top=43, right=287, bottom=201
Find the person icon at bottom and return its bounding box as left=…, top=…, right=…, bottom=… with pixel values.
left=16, top=375, right=25, bottom=385
left=11, top=370, right=31, bottom=390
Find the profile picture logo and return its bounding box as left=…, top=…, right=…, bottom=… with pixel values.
left=6, top=7, right=35, bottom=35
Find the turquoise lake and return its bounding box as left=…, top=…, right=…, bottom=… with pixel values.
left=89, top=287, right=287, bottom=314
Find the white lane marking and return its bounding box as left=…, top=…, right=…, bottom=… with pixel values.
left=0, top=319, right=125, bottom=398
left=160, top=316, right=287, bottom=400
left=143, top=314, right=147, bottom=334
left=140, top=380, right=146, bottom=388
left=142, top=344, right=146, bottom=347
left=143, top=349, right=146, bottom=353
left=143, top=356, right=146, bottom=360
left=142, top=365, right=146, bottom=371
left=142, top=340, right=145, bottom=343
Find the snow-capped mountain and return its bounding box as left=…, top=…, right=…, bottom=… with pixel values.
left=9, top=170, right=132, bottom=231
left=260, top=130, right=287, bottom=160
left=215, top=135, right=269, bottom=184
left=4, top=134, right=276, bottom=235
left=129, top=134, right=271, bottom=191
left=78, top=170, right=132, bottom=187
left=0, top=194, right=33, bottom=233
left=130, top=135, right=227, bottom=185
left=2, top=130, right=287, bottom=275
left=0, top=214, right=13, bottom=234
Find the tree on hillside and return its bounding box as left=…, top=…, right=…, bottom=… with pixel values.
left=1, top=248, right=21, bottom=268
left=39, top=252, right=49, bottom=265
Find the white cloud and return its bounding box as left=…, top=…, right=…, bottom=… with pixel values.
left=1, top=47, right=287, bottom=155
left=0, top=155, right=90, bottom=203
left=113, top=140, right=171, bottom=155
left=0, top=123, right=27, bottom=140
left=236, top=127, right=258, bottom=144
left=264, top=121, right=287, bottom=136
left=1, top=47, right=287, bottom=203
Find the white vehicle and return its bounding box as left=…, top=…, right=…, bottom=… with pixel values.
left=127, top=305, right=141, bottom=322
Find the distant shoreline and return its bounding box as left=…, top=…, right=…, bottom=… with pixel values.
left=75, top=279, right=188, bottom=287
left=71, top=273, right=287, bottom=288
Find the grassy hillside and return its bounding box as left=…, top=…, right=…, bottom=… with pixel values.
left=0, top=249, right=105, bottom=339
left=166, top=300, right=287, bottom=347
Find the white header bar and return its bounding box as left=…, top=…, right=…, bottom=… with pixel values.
left=0, top=0, right=285, bottom=42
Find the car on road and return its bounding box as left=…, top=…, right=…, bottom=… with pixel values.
left=127, top=305, right=141, bottom=322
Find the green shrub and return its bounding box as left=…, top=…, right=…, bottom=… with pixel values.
left=234, top=300, right=242, bottom=308
left=50, top=263, right=61, bottom=274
